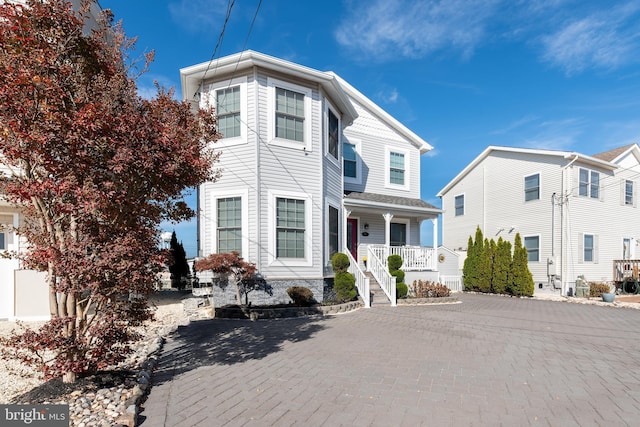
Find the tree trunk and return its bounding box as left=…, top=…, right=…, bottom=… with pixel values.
left=62, top=371, right=76, bottom=384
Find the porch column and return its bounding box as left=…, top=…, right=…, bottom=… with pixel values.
left=383, top=212, right=393, bottom=246
left=342, top=208, right=351, bottom=253
left=432, top=217, right=438, bottom=250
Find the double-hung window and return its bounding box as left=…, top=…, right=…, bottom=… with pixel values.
left=327, top=109, right=339, bottom=160
left=454, top=194, right=464, bottom=216
left=625, top=180, right=634, bottom=206
left=583, top=233, right=595, bottom=262
left=276, top=198, right=306, bottom=258
left=524, top=173, right=540, bottom=201
left=328, top=206, right=339, bottom=258
left=389, top=152, right=405, bottom=185
left=579, top=168, right=600, bottom=199
left=524, top=235, right=540, bottom=262
left=276, top=88, right=305, bottom=142
left=216, top=86, right=240, bottom=138
left=217, top=197, right=242, bottom=254
left=343, top=143, right=357, bottom=178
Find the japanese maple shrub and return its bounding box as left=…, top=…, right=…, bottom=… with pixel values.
left=0, top=0, right=219, bottom=383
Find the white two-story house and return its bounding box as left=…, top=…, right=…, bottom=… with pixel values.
left=438, top=144, right=640, bottom=296
left=181, top=51, right=442, bottom=306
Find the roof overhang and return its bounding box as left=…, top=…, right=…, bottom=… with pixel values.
left=180, top=50, right=358, bottom=126
left=343, top=198, right=441, bottom=218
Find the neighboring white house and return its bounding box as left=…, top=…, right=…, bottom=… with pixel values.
left=0, top=0, right=103, bottom=321
left=181, top=51, right=443, bottom=306
left=437, top=144, right=640, bottom=296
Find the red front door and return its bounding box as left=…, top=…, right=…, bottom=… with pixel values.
left=346, top=218, right=358, bottom=259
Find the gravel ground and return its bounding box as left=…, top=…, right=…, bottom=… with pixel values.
left=0, top=290, right=191, bottom=404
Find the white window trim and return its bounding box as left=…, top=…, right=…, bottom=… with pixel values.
left=523, top=234, right=541, bottom=263
left=577, top=167, right=602, bottom=200
left=524, top=172, right=541, bottom=202
left=267, top=77, right=313, bottom=152
left=580, top=232, right=598, bottom=264
left=324, top=100, right=341, bottom=166
left=207, top=189, right=249, bottom=257
left=343, top=137, right=362, bottom=185
left=622, top=179, right=637, bottom=207
left=205, top=76, right=248, bottom=148
left=268, top=189, right=313, bottom=267
left=325, top=197, right=342, bottom=266
left=623, top=237, right=634, bottom=260
left=454, top=193, right=465, bottom=217
left=385, top=146, right=410, bottom=190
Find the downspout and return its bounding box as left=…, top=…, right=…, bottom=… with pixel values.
left=254, top=66, right=261, bottom=271
left=560, top=154, right=579, bottom=295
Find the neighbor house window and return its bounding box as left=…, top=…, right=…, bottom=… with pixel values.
left=579, top=168, right=600, bottom=199
left=343, top=142, right=357, bottom=178
left=390, top=223, right=407, bottom=246
left=389, top=152, right=405, bottom=185
left=216, top=86, right=241, bottom=138
left=625, top=180, right=634, bottom=205
left=275, top=87, right=305, bottom=142
left=524, top=235, right=540, bottom=262
left=583, top=234, right=595, bottom=262
left=217, top=197, right=242, bottom=254
left=623, top=238, right=632, bottom=260
left=327, top=109, right=339, bottom=159
left=524, top=173, right=540, bottom=201
left=328, top=206, right=339, bottom=258
left=276, top=198, right=305, bottom=258
left=454, top=194, right=464, bottom=216
left=0, top=232, right=5, bottom=250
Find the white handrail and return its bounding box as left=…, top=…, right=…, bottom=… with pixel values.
left=368, top=245, right=437, bottom=271
left=439, top=275, right=463, bottom=292
left=367, top=246, right=396, bottom=306
left=345, top=250, right=370, bottom=308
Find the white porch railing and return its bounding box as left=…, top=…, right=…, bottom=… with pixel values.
left=440, top=275, right=463, bottom=292
left=367, top=246, right=396, bottom=306
left=368, top=245, right=437, bottom=271
left=346, top=250, right=370, bottom=308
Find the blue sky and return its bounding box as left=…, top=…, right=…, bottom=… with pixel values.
left=101, top=0, right=640, bottom=257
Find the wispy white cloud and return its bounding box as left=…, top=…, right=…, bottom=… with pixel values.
left=540, top=3, right=640, bottom=75
left=168, top=0, right=229, bottom=33
left=519, top=117, right=585, bottom=150
left=335, top=0, right=501, bottom=61
left=491, top=115, right=540, bottom=135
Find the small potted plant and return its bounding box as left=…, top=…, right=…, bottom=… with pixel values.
left=362, top=256, right=367, bottom=269
left=601, top=283, right=616, bottom=303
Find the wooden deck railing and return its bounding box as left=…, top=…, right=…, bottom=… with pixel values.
left=612, top=260, right=640, bottom=282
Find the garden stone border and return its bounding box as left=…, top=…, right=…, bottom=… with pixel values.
left=397, top=296, right=459, bottom=305
left=214, top=300, right=363, bottom=319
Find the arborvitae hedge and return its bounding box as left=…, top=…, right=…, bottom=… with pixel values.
left=463, top=228, right=533, bottom=297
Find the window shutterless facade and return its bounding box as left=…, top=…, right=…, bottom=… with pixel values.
left=524, top=173, right=540, bottom=201
left=217, top=197, right=242, bottom=254
left=276, top=198, right=306, bottom=258
left=454, top=194, right=464, bottom=216
left=275, top=88, right=305, bottom=142
left=327, top=108, right=339, bottom=160
left=625, top=180, right=634, bottom=205
left=579, top=168, right=600, bottom=199
left=524, top=235, right=540, bottom=262
left=344, top=142, right=357, bottom=178
left=216, top=86, right=240, bottom=138
left=389, top=151, right=405, bottom=185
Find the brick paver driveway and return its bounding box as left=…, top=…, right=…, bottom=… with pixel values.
left=139, top=294, right=640, bottom=426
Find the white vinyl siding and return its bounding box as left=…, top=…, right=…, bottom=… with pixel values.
left=524, top=173, right=540, bottom=201
left=524, top=235, right=540, bottom=262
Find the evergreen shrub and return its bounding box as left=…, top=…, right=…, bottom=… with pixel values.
left=334, top=272, right=356, bottom=302
left=287, top=286, right=315, bottom=306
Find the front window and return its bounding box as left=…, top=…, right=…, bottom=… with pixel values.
left=524, top=174, right=540, bottom=201
left=579, top=168, right=600, bottom=199
left=217, top=197, right=242, bottom=254
left=275, top=88, right=305, bottom=142
left=625, top=180, right=634, bottom=205
left=327, top=109, right=339, bottom=159
left=276, top=198, right=305, bottom=258
left=389, top=152, right=405, bottom=185
left=390, top=223, right=407, bottom=246
left=216, top=86, right=240, bottom=138
left=584, top=234, right=594, bottom=262
left=524, top=235, right=540, bottom=262
left=328, top=206, right=339, bottom=258
left=454, top=194, right=464, bottom=216
left=343, top=142, right=357, bottom=178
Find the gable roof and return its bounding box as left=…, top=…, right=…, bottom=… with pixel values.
left=437, top=145, right=617, bottom=197
left=592, top=143, right=640, bottom=163
left=181, top=50, right=358, bottom=126
left=330, top=74, right=433, bottom=154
